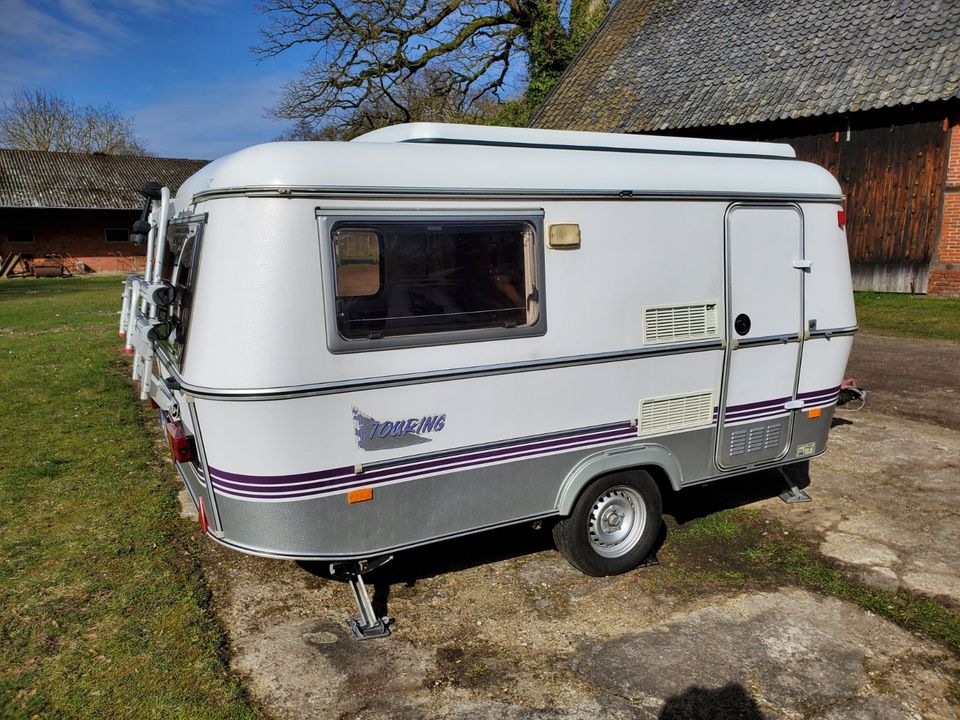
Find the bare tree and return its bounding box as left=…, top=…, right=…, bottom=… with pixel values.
left=0, top=89, right=148, bottom=155
left=279, top=67, right=506, bottom=140
left=256, top=0, right=609, bottom=130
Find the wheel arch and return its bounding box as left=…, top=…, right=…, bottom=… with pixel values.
left=555, top=444, right=683, bottom=516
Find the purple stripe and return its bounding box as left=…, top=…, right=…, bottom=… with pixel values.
left=211, top=429, right=638, bottom=499
left=208, top=385, right=845, bottom=500
left=209, top=463, right=354, bottom=485
left=208, top=423, right=630, bottom=486
left=726, top=386, right=839, bottom=416
left=210, top=425, right=636, bottom=492
left=212, top=427, right=636, bottom=494
left=804, top=396, right=840, bottom=408
left=726, top=404, right=785, bottom=419
left=799, top=385, right=840, bottom=399
left=724, top=407, right=790, bottom=423
left=725, top=395, right=792, bottom=413
left=726, top=401, right=796, bottom=418
left=796, top=390, right=841, bottom=404
left=727, top=394, right=840, bottom=423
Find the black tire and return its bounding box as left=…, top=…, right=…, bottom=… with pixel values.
left=553, top=469, right=662, bottom=576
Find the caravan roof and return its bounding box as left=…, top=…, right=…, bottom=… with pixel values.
left=174, top=124, right=840, bottom=206
left=352, top=122, right=796, bottom=159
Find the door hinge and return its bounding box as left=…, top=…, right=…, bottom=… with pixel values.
left=792, top=259, right=813, bottom=270
left=784, top=399, right=805, bottom=410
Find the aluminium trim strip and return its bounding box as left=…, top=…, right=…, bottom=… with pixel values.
left=160, top=338, right=724, bottom=401
left=160, top=326, right=857, bottom=402
left=809, top=325, right=859, bottom=339
left=736, top=333, right=801, bottom=347
left=190, top=186, right=845, bottom=204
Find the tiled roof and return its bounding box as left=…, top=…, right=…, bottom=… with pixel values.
left=0, top=149, right=207, bottom=209
left=532, top=0, right=960, bottom=132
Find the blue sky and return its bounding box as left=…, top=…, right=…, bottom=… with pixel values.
left=0, top=0, right=315, bottom=159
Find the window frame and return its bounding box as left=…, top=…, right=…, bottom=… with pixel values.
left=318, top=208, right=547, bottom=353
left=158, top=213, right=207, bottom=370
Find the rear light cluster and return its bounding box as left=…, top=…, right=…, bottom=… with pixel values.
left=165, top=420, right=194, bottom=463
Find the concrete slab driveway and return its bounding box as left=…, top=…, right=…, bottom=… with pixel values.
left=192, top=332, right=960, bottom=719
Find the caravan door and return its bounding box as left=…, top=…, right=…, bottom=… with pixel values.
left=717, top=204, right=804, bottom=470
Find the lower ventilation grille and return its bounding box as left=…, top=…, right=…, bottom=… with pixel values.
left=730, top=423, right=783, bottom=456
left=638, top=391, right=713, bottom=435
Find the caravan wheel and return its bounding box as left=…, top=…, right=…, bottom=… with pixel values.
left=553, top=470, right=662, bottom=576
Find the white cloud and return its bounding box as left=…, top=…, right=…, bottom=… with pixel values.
left=0, top=0, right=227, bottom=58
left=134, top=74, right=292, bottom=159
left=58, top=0, right=125, bottom=39
left=0, top=0, right=104, bottom=56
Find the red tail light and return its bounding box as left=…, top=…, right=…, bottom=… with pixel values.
left=165, top=420, right=193, bottom=463
left=838, top=209, right=846, bottom=228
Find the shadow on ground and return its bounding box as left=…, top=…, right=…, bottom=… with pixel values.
left=298, top=467, right=800, bottom=619
left=659, top=682, right=764, bottom=720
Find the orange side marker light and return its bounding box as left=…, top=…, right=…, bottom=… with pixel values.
left=348, top=487, right=374, bottom=504
left=807, top=408, right=822, bottom=419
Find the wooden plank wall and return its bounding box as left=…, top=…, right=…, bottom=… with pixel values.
left=772, top=120, right=948, bottom=293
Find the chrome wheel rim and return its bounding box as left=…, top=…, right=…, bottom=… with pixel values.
left=587, top=485, right=646, bottom=558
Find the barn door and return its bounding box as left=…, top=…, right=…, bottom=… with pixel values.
left=717, top=205, right=804, bottom=470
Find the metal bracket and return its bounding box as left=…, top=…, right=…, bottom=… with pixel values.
left=330, top=556, right=393, bottom=640
left=792, top=259, right=813, bottom=270
left=784, top=399, right=804, bottom=410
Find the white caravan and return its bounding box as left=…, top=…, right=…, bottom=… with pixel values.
left=119, top=123, right=856, bottom=638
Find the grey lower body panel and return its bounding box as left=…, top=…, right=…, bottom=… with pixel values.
left=192, top=408, right=835, bottom=561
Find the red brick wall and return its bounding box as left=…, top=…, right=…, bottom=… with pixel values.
left=929, top=121, right=960, bottom=296
left=0, top=208, right=145, bottom=274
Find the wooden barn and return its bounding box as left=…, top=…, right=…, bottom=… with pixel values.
left=0, top=149, right=206, bottom=275
left=532, top=0, right=960, bottom=296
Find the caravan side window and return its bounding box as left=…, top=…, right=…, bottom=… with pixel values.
left=331, top=219, right=541, bottom=343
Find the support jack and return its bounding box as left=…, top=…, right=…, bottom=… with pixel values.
left=330, top=556, right=393, bottom=640
left=778, top=465, right=812, bottom=504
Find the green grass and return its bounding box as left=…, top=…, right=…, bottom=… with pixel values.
left=662, top=509, right=960, bottom=656
left=0, top=277, right=260, bottom=719
left=855, top=291, right=960, bottom=341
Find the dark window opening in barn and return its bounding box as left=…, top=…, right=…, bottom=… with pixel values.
left=105, top=228, right=129, bottom=243
left=7, top=228, right=33, bottom=244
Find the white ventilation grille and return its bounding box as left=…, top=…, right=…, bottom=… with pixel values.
left=643, top=302, right=719, bottom=344
left=638, top=391, right=714, bottom=436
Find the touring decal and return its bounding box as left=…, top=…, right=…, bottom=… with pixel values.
left=353, top=407, right=446, bottom=451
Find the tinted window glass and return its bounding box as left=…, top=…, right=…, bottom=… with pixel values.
left=334, top=221, right=535, bottom=340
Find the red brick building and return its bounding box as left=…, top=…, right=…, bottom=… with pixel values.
left=532, top=0, right=960, bottom=296
left=0, top=149, right=206, bottom=274
left=937, top=131, right=960, bottom=296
